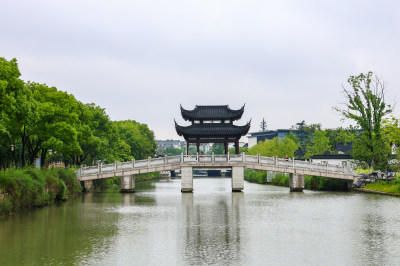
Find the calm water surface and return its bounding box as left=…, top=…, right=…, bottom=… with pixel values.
left=1, top=178, right=400, bottom=265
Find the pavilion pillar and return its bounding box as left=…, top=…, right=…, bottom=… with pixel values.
left=235, top=140, right=239, bottom=154
left=186, top=141, right=189, bottom=155
left=196, top=142, right=200, bottom=154
left=224, top=142, right=228, bottom=154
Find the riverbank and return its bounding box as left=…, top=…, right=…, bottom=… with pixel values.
left=0, top=168, right=82, bottom=216
left=244, top=169, right=352, bottom=191
left=354, top=188, right=400, bottom=197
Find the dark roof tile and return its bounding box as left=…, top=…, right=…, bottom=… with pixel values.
left=175, top=121, right=251, bottom=137
left=180, top=105, right=245, bottom=121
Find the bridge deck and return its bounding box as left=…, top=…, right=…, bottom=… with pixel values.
left=77, top=154, right=358, bottom=182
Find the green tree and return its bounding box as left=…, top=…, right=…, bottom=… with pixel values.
left=305, top=130, right=331, bottom=158
left=0, top=57, right=28, bottom=167
left=114, top=120, right=156, bottom=160
left=247, top=136, right=298, bottom=158
left=75, top=103, right=115, bottom=165
left=212, top=143, right=225, bottom=154
left=382, top=116, right=400, bottom=170
left=25, top=82, right=81, bottom=167
left=295, top=120, right=322, bottom=149
left=158, top=147, right=184, bottom=156
left=228, top=146, right=248, bottom=154
left=334, top=72, right=393, bottom=169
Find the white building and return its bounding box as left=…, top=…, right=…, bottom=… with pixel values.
left=310, top=154, right=356, bottom=168
left=156, top=140, right=185, bottom=149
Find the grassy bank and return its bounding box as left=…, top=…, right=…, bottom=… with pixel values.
left=244, top=169, right=351, bottom=191
left=364, top=174, right=400, bottom=195
left=0, top=168, right=82, bottom=215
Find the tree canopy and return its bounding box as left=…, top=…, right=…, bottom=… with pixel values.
left=334, top=72, right=393, bottom=169
left=247, top=136, right=298, bottom=158
left=0, top=57, right=157, bottom=169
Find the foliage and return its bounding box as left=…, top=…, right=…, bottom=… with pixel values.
left=295, top=120, right=322, bottom=149
left=244, top=169, right=268, bottom=184
left=114, top=120, right=157, bottom=160
left=228, top=146, right=248, bottom=155
left=382, top=116, right=400, bottom=170
left=212, top=143, right=225, bottom=155
left=304, top=130, right=331, bottom=159
left=306, top=176, right=349, bottom=191
left=135, top=171, right=160, bottom=182
left=352, top=132, right=391, bottom=170
left=354, top=168, right=373, bottom=174
left=0, top=57, right=157, bottom=168
left=244, top=170, right=351, bottom=191
left=157, top=147, right=184, bottom=156
left=271, top=173, right=290, bottom=187
left=247, top=136, right=298, bottom=158
left=364, top=180, right=400, bottom=194
left=334, top=72, right=393, bottom=169
left=103, top=172, right=161, bottom=189
left=0, top=168, right=81, bottom=215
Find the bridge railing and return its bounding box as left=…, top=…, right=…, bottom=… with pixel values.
left=198, top=156, right=212, bottom=163
left=78, top=153, right=354, bottom=177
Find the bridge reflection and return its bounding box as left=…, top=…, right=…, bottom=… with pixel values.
left=180, top=192, right=244, bottom=264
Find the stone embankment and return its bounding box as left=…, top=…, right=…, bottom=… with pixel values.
left=353, top=170, right=396, bottom=188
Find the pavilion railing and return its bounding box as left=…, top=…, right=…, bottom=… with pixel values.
left=77, top=153, right=356, bottom=177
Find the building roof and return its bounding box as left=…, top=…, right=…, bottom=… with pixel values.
left=335, top=143, right=353, bottom=154
left=311, top=154, right=353, bottom=160
left=175, top=121, right=251, bottom=138
left=248, top=129, right=298, bottom=137
left=180, top=104, right=245, bottom=121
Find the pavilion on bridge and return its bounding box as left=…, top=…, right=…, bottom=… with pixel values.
left=175, top=104, right=251, bottom=155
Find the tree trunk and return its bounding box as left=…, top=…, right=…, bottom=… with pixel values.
left=40, top=149, right=47, bottom=168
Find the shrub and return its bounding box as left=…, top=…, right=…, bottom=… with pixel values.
left=271, top=173, right=289, bottom=187
left=51, top=168, right=81, bottom=195
left=244, top=170, right=268, bottom=184
left=0, top=167, right=81, bottom=215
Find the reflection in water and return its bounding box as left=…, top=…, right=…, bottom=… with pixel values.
left=180, top=190, right=243, bottom=265
left=1, top=178, right=400, bottom=265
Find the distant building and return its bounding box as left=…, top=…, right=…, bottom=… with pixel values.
left=156, top=139, right=185, bottom=150
left=247, top=129, right=299, bottom=148
left=311, top=154, right=356, bottom=168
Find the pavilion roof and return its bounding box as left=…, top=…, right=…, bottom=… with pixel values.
left=180, top=104, right=245, bottom=121
left=175, top=120, right=251, bottom=138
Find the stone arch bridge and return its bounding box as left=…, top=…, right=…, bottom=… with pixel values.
left=76, top=153, right=358, bottom=192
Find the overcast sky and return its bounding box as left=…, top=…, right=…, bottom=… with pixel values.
left=1, top=0, right=399, bottom=141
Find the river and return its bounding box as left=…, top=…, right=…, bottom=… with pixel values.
left=1, top=178, right=400, bottom=265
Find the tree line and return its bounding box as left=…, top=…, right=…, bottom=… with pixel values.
left=0, top=57, right=156, bottom=169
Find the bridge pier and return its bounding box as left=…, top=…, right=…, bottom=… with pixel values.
left=120, top=174, right=135, bottom=193
left=232, top=166, right=244, bottom=192
left=82, top=180, right=94, bottom=192
left=289, top=173, right=304, bottom=192
left=181, top=166, right=193, bottom=192
left=346, top=180, right=353, bottom=191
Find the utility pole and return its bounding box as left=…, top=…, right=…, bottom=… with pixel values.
left=260, top=118, right=267, bottom=131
